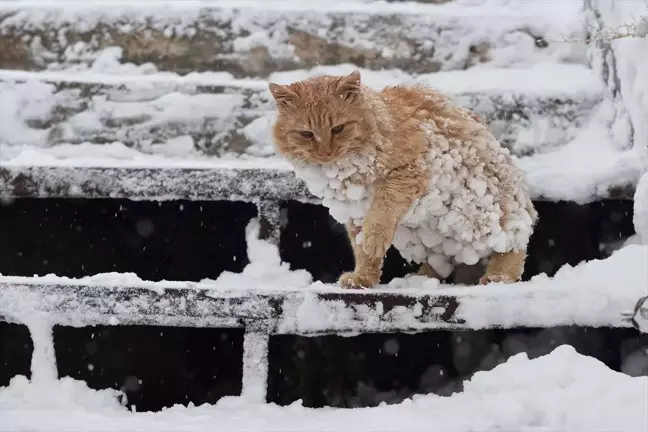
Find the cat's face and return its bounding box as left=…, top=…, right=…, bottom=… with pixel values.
left=268, top=71, right=369, bottom=165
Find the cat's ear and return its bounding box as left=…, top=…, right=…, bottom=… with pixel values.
left=337, top=70, right=361, bottom=101
left=269, top=83, right=298, bottom=109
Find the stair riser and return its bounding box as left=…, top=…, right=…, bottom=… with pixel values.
left=1, top=322, right=638, bottom=411
left=0, top=79, right=600, bottom=157
left=0, top=6, right=575, bottom=76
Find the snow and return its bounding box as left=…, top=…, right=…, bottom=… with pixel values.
left=516, top=103, right=641, bottom=203
left=0, top=64, right=602, bottom=168
left=0, top=0, right=580, bottom=17
left=1, top=212, right=646, bottom=429
left=0, top=142, right=293, bottom=170
left=0, top=62, right=624, bottom=203
left=241, top=331, right=269, bottom=403
left=23, top=319, right=57, bottom=385
left=589, top=0, right=648, bottom=154
left=586, top=0, right=648, bottom=236
left=0, top=345, right=646, bottom=432
left=0, top=0, right=588, bottom=78
left=268, top=62, right=603, bottom=98
left=0, top=2, right=637, bottom=205
left=0, top=62, right=604, bottom=99
left=0, top=69, right=262, bottom=88
left=0, top=0, right=585, bottom=34
left=215, top=218, right=313, bottom=290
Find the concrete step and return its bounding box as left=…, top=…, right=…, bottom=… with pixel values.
left=0, top=165, right=635, bottom=206
left=0, top=1, right=585, bottom=76
left=0, top=64, right=603, bottom=159
left=0, top=272, right=643, bottom=333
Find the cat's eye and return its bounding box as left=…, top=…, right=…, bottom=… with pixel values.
left=331, top=124, right=345, bottom=135
left=299, top=131, right=314, bottom=139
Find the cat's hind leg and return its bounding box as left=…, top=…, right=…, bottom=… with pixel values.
left=338, top=222, right=384, bottom=289
left=479, top=250, right=526, bottom=285
left=418, top=262, right=442, bottom=279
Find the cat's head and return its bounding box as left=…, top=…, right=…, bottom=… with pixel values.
left=268, top=71, right=372, bottom=165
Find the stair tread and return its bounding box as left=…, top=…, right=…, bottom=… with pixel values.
left=0, top=64, right=603, bottom=163
left=0, top=1, right=584, bottom=75
left=0, top=242, right=644, bottom=332
left=0, top=0, right=582, bottom=18
left=0, top=162, right=637, bottom=203
left=0, top=62, right=601, bottom=97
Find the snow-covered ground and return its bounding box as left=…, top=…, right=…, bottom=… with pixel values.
left=1, top=345, right=647, bottom=432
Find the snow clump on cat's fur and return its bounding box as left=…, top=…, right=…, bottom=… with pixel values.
left=293, top=119, right=536, bottom=279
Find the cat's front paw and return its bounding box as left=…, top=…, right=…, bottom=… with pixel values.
left=362, top=223, right=392, bottom=259
left=338, top=272, right=378, bottom=289
left=479, top=273, right=517, bottom=285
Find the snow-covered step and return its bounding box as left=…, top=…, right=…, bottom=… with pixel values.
left=1, top=242, right=646, bottom=333
left=0, top=64, right=603, bottom=159
left=0, top=0, right=586, bottom=76
left=0, top=164, right=635, bottom=204
left=0, top=164, right=311, bottom=203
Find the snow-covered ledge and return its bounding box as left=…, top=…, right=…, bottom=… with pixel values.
left=585, top=0, right=648, bottom=167
left=584, top=0, right=648, bottom=334
left=1, top=219, right=646, bottom=334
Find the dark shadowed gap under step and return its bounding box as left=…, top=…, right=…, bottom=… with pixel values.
left=279, top=200, right=635, bottom=284
left=0, top=198, right=635, bottom=283
left=267, top=327, right=641, bottom=408
left=53, top=325, right=244, bottom=412
left=0, top=322, right=33, bottom=387
left=0, top=198, right=256, bottom=281
left=1, top=324, right=643, bottom=412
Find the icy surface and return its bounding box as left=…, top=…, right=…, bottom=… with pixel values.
left=1, top=345, right=646, bottom=432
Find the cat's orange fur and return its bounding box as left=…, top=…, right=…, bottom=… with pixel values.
left=269, top=71, right=535, bottom=288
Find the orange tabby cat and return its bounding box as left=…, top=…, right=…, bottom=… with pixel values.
left=269, top=71, right=538, bottom=289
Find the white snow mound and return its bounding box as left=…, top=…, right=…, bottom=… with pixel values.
left=0, top=345, right=646, bottom=432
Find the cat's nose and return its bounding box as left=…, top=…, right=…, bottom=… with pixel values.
left=315, top=148, right=332, bottom=157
